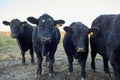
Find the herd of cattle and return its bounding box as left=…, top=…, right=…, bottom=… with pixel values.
left=2, top=14, right=120, bottom=80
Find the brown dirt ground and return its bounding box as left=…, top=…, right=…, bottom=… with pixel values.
left=0, top=39, right=115, bottom=80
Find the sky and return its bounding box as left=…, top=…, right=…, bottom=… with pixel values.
left=0, top=0, right=120, bottom=31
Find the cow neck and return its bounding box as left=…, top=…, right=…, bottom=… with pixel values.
left=17, top=28, right=28, bottom=45
left=51, top=27, right=59, bottom=43
left=52, top=27, right=55, bottom=37
left=17, top=35, right=27, bottom=45
left=41, top=42, right=46, bottom=56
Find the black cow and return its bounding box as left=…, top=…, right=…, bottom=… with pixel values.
left=2, top=19, right=34, bottom=65
left=63, top=22, right=89, bottom=80
left=90, top=14, right=120, bottom=80
left=27, top=14, right=65, bottom=78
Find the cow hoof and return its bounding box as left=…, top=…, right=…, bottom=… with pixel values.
left=48, top=73, right=52, bottom=77
left=104, top=73, right=111, bottom=80
left=48, top=73, right=55, bottom=77
left=22, top=63, right=25, bottom=65
left=31, top=59, right=34, bottom=63
left=35, top=74, right=41, bottom=79
left=81, top=77, right=85, bottom=80
left=30, top=63, right=35, bottom=66
left=92, top=69, right=96, bottom=72
left=68, top=72, right=73, bottom=75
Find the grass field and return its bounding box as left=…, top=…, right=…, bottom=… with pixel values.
left=0, top=33, right=21, bottom=60
left=0, top=31, right=65, bottom=61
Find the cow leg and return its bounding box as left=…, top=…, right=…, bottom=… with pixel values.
left=78, top=54, right=88, bottom=79
left=29, top=48, right=34, bottom=65
left=36, top=52, right=43, bottom=78
left=48, top=56, right=55, bottom=76
left=110, top=52, right=120, bottom=80
left=103, top=57, right=111, bottom=79
left=48, top=50, right=56, bottom=76
left=91, top=51, right=97, bottom=72
left=45, top=51, right=49, bottom=63
left=64, top=48, right=73, bottom=74
left=111, top=63, right=120, bottom=80
left=103, top=57, right=110, bottom=73
left=67, top=54, right=74, bottom=74
left=21, top=51, right=25, bottom=65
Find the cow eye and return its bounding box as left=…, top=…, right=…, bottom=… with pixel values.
left=81, top=29, right=83, bottom=32
left=81, top=29, right=84, bottom=33
left=42, top=19, right=45, bottom=23
left=48, top=18, right=52, bottom=21
left=79, top=37, right=83, bottom=40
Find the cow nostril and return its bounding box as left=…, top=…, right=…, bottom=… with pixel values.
left=43, top=37, right=51, bottom=43
left=77, top=48, right=85, bottom=53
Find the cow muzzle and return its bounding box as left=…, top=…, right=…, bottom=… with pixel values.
left=43, top=37, right=51, bottom=44
left=76, top=47, right=85, bottom=53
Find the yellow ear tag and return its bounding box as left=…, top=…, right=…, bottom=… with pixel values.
left=89, top=32, right=93, bottom=36
left=56, top=24, right=61, bottom=27
left=88, top=32, right=94, bottom=38
left=90, top=32, right=93, bottom=36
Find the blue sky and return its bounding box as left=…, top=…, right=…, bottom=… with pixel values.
left=0, top=0, right=120, bottom=31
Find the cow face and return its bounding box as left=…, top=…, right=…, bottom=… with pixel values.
left=64, top=23, right=88, bottom=53
left=38, top=14, right=55, bottom=44
left=3, top=19, right=27, bottom=38
left=27, top=14, right=65, bottom=44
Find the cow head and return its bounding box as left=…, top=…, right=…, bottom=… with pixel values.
left=64, top=22, right=88, bottom=54
left=27, top=14, right=65, bottom=44
left=3, top=19, right=27, bottom=38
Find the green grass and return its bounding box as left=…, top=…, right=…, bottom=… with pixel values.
left=0, top=33, right=64, bottom=61
left=0, top=34, right=21, bottom=60
left=0, top=35, right=16, bottom=50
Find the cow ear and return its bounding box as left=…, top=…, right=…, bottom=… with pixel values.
left=63, top=26, right=73, bottom=33
left=88, top=27, right=99, bottom=36
left=21, top=21, right=27, bottom=27
left=3, top=21, right=10, bottom=26
left=27, top=17, right=38, bottom=25
left=55, top=20, right=65, bottom=27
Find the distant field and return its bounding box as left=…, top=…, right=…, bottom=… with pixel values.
left=0, top=31, right=65, bottom=38
left=0, top=31, right=11, bottom=36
